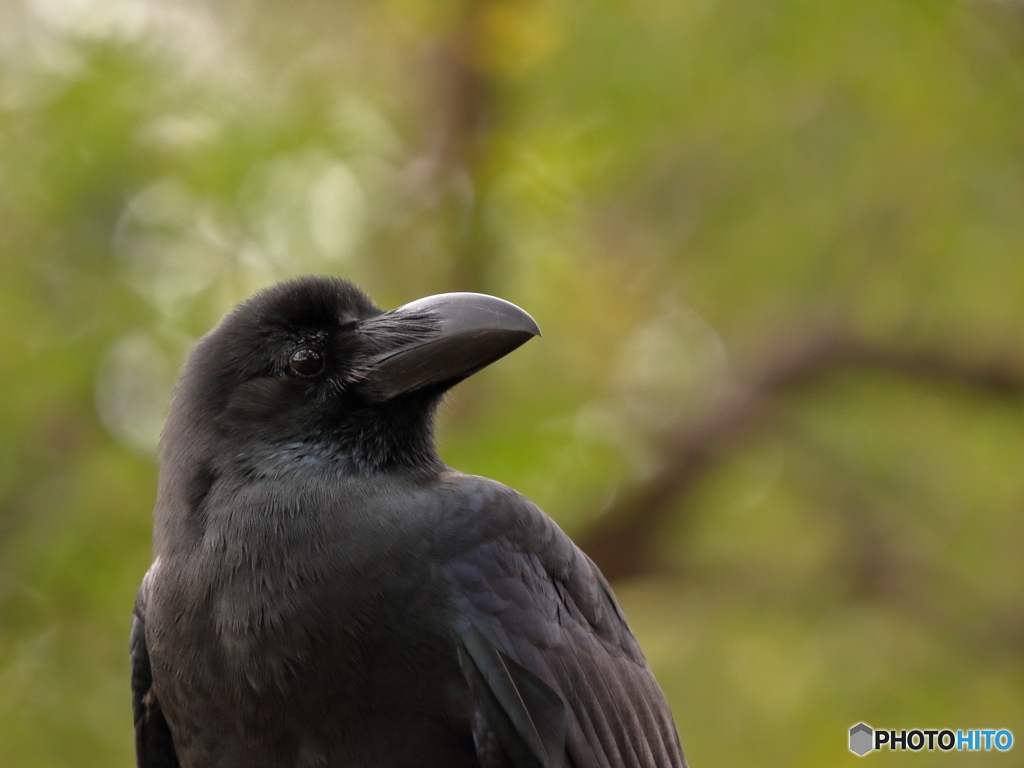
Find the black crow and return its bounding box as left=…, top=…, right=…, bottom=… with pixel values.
left=131, top=276, right=687, bottom=768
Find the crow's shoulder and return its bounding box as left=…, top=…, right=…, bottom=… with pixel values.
left=432, top=469, right=644, bottom=665
left=430, top=471, right=685, bottom=768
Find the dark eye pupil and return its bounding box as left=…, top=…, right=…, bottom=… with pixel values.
left=290, top=348, right=324, bottom=376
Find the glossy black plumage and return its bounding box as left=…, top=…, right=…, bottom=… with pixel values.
left=131, top=276, right=687, bottom=768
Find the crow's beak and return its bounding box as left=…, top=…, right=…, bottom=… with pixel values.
left=360, top=293, right=540, bottom=400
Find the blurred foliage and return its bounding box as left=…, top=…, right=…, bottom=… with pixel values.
left=2, top=0, right=1024, bottom=765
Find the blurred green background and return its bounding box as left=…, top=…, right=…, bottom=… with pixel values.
left=2, top=0, right=1024, bottom=764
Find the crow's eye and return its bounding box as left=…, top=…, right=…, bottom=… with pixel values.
left=289, top=347, right=325, bottom=377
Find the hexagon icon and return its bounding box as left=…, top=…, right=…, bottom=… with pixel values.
left=849, top=723, right=874, bottom=756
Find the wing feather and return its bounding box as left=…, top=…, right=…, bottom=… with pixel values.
left=131, top=561, right=180, bottom=768
left=438, top=475, right=687, bottom=768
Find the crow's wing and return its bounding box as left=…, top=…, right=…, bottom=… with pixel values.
left=131, top=561, right=180, bottom=768
left=437, top=475, right=686, bottom=768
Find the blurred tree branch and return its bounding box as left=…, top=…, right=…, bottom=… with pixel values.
left=789, top=429, right=1024, bottom=660
left=410, top=0, right=500, bottom=294
left=424, top=4, right=491, bottom=186
left=579, top=327, right=1024, bottom=582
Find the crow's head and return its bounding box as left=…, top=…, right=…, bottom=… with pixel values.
left=162, top=276, right=539, bottom=478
